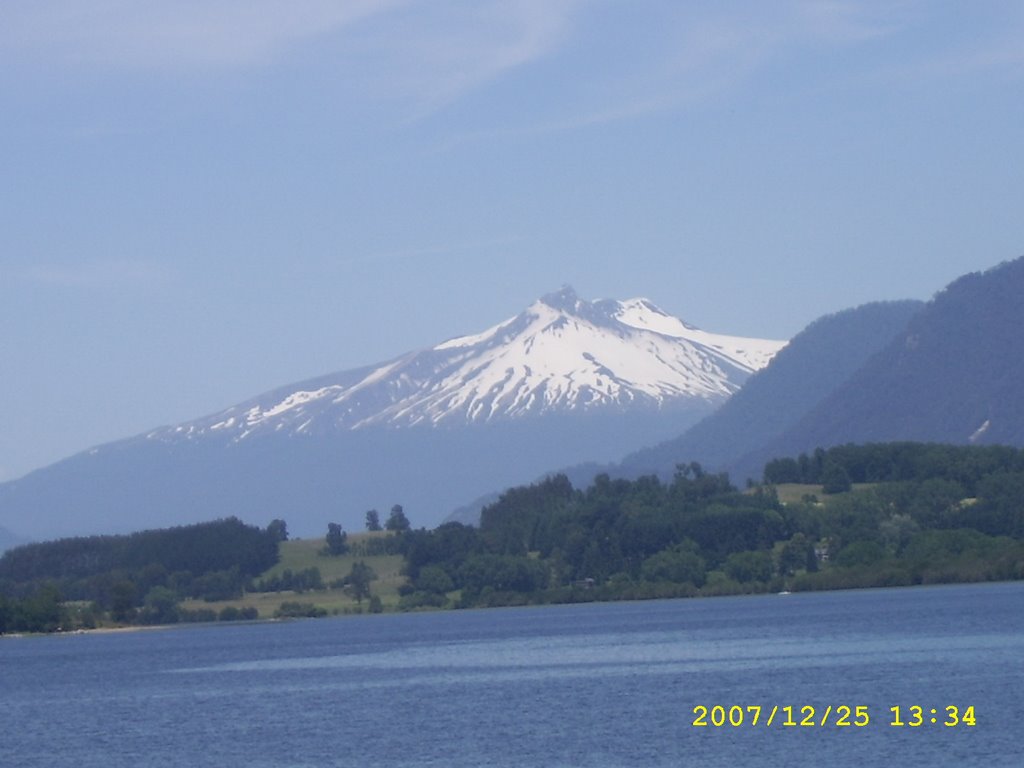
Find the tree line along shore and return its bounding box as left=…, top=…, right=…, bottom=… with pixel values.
left=2, top=442, right=1023, bottom=634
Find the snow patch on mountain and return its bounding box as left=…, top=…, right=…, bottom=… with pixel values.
left=968, top=419, right=991, bottom=444
left=613, top=298, right=781, bottom=372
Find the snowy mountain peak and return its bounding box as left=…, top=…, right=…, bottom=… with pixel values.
left=148, top=289, right=787, bottom=443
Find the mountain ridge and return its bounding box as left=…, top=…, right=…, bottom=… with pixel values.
left=752, top=257, right=1024, bottom=462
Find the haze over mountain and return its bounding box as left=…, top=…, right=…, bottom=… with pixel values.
left=0, top=288, right=784, bottom=543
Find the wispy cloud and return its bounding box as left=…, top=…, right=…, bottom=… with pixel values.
left=3, top=0, right=581, bottom=120
left=2, top=0, right=403, bottom=70
left=365, top=0, right=581, bottom=118
left=427, top=1, right=897, bottom=147
left=6, top=0, right=1022, bottom=132
left=436, top=0, right=1015, bottom=146
left=24, top=259, right=176, bottom=289
left=586, top=2, right=900, bottom=117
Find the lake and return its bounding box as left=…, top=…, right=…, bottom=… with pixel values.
left=1, top=582, right=1021, bottom=767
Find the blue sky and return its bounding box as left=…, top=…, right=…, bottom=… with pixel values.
left=2, top=0, right=1023, bottom=482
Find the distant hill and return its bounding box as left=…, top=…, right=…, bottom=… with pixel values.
left=755, top=257, right=1024, bottom=467
left=613, top=300, right=924, bottom=483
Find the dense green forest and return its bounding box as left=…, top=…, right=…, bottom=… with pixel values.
left=0, top=518, right=281, bottom=632
left=394, top=443, right=1024, bottom=609
left=3, top=442, right=1024, bottom=632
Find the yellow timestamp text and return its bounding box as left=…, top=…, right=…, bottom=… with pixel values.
left=889, top=705, right=976, bottom=727
left=691, top=704, right=976, bottom=728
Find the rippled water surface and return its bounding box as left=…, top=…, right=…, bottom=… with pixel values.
left=2, top=582, right=1022, bottom=767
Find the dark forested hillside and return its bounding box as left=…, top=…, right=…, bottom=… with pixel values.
left=758, top=257, right=1024, bottom=463
left=614, top=300, right=923, bottom=483
left=0, top=518, right=280, bottom=631
left=0, top=517, right=278, bottom=587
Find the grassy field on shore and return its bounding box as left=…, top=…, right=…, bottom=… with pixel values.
left=759, top=482, right=877, bottom=505
left=181, top=534, right=406, bottom=619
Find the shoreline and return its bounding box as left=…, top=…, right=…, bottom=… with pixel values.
left=1, top=623, right=173, bottom=639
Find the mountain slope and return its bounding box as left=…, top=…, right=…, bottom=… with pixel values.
left=614, top=300, right=924, bottom=483
left=0, top=288, right=784, bottom=541
left=756, top=257, right=1024, bottom=464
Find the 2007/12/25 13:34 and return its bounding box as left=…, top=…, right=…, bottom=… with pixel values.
left=691, top=704, right=976, bottom=728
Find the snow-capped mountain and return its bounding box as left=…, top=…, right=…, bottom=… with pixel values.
left=150, top=286, right=785, bottom=444
left=0, top=287, right=786, bottom=540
